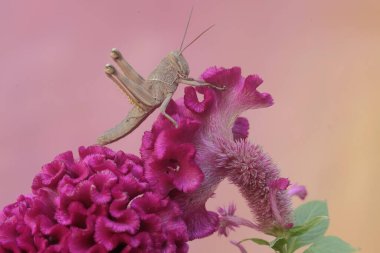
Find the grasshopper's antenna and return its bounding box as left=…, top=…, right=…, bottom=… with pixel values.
left=179, top=7, right=194, bottom=52
left=180, top=24, right=215, bottom=54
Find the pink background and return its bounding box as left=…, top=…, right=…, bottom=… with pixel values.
left=0, top=1, right=379, bottom=252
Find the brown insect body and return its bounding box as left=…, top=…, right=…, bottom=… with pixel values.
left=97, top=51, right=192, bottom=145
left=97, top=12, right=223, bottom=145
left=146, top=51, right=190, bottom=105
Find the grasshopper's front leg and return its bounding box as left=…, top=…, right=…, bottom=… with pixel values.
left=178, top=77, right=226, bottom=90
left=160, top=93, right=178, bottom=128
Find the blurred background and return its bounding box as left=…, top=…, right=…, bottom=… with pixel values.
left=0, top=0, right=379, bottom=252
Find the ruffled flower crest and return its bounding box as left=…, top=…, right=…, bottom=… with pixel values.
left=1, top=146, right=188, bottom=252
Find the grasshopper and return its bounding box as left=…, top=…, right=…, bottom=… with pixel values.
left=97, top=11, right=224, bottom=145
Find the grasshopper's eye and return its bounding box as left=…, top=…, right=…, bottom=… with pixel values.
left=177, top=53, right=189, bottom=76
left=169, top=51, right=189, bottom=76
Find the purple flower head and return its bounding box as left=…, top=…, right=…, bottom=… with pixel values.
left=1, top=146, right=189, bottom=252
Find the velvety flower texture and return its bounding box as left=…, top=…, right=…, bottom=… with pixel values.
left=140, top=66, right=293, bottom=238
left=0, top=146, right=188, bottom=252
left=1, top=66, right=295, bottom=252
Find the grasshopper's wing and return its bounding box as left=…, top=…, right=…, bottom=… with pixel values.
left=97, top=105, right=154, bottom=145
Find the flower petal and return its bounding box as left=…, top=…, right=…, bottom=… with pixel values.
left=232, top=117, right=249, bottom=141
left=184, top=86, right=215, bottom=114
left=270, top=178, right=290, bottom=191
left=94, top=217, right=122, bottom=251
left=288, top=184, right=307, bottom=200
left=89, top=170, right=118, bottom=204
left=101, top=209, right=140, bottom=234
left=183, top=207, right=219, bottom=240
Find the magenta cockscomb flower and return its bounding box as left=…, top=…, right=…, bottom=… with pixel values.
left=139, top=66, right=293, bottom=239
left=1, top=146, right=189, bottom=252
left=1, top=66, right=297, bottom=252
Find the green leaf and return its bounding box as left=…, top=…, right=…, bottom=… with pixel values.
left=287, top=201, right=329, bottom=252
left=240, top=238, right=270, bottom=246
left=304, top=236, right=357, bottom=253
left=289, top=216, right=328, bottom=236
left=270, top=237, right=287, bottom=251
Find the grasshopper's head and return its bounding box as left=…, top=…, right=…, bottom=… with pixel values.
left=168, top=51, right=190, bottom=78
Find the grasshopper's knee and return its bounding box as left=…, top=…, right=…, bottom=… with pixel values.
left=110, top=48, right=122, bottom=60
left=105, top=64, right=116, bottom=75
left=161, top=111, right=178, bottom=128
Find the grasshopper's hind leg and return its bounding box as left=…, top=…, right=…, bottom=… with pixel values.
left=105, top=64, right=156, bottom=108
left=97, top=105, right=153, bottom=145
left=110, top=48, right=145, bottom=85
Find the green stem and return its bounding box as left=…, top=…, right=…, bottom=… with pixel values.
left=279, top=242, right=288, bottom=253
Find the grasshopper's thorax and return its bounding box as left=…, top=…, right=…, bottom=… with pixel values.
left=148, top=51, right=189, bottom=82
left=147, top=51, right=190, bottom=99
